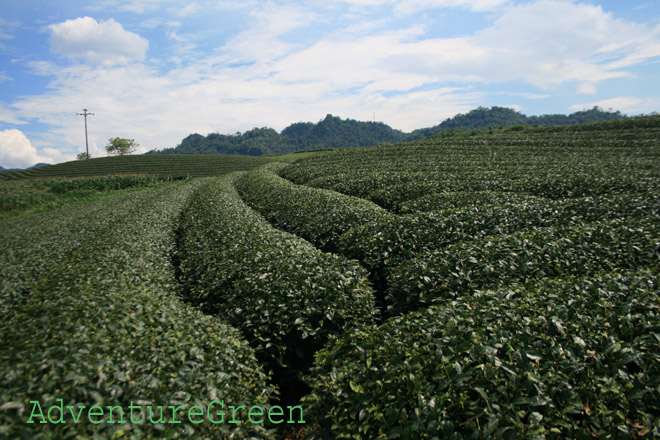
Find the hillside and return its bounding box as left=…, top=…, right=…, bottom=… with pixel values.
left=2, top=115, right=658, bottom=439
left=151, top=106, right=626, bottom=156
left=0, top=154, right=277, bottom=180
left=1, top=162, right=52, bottom=174
left=409, top=105, right=626, bottom=138
left=152, top=114, right=408, bottom=156
left=0, top=165, right=19, bottom=173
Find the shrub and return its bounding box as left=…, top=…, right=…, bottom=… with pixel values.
left=304, top=271, right=660, bottom=439
left=400, top=190, right=545, bottom=213
left=387, top=218, right=660, bottom=315
left=0, top=182, right=274, bottom=439
left=341, top=193, right=660, bottom=299
left=235, top=163, right=388, bottom=252
left=46, top=175, right=164, bottom=194
left=279, top=120, right=660, bottom=210
left=178, top=173, right=377, bottom=386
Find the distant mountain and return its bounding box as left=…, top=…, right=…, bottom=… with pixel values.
left=151, top=114, right=408, bottom=156
left=0, top=165, right=19, bottom=173
left=410, top=106, right=626, bottom=138
left=280, top=114, right=408, bottom=151
left=0, top=163, right=50, bottom=173
left=149, top=106, right=626, bottom=156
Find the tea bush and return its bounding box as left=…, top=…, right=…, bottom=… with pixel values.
left=400, top=190, right=546, bottom=213
left=387, top=218, right=660, bottom=314
left=178, top=173, right=377, bottom=384
left=0, top=154, right=275, bottom=180
left=305, top=271, right=660, bottom=439
left=0, top=182, right=274, bottom=439
left=235, top=163, right=388, bottom=252
left=46, top=175, right=166, bottom=193
left=280, top=117, right=660, bottom=211
left=341, top=193, right=660, bottom=291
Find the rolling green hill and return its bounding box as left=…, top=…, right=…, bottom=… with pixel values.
left=1, top=114, right=659, bottom=439
left=408, top=105, right=626, bottom=138
left=0, top=153, right=277, bottom=180
left=151, top=106, right=626, bottom=156
left=152, top=114, right=408, bottom=156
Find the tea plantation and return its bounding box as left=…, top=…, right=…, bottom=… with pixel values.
left=0, top=153, right=277, bottom=180
left=1, top=116, right=659, bottom=439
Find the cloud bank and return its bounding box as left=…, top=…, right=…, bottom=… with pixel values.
left=49, top=17, right=149, bottom=65
left=0, top=129, right=52, bottom=169
left=1, top=0, right=658, bottom=166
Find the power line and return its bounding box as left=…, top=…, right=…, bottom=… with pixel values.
left=76, top=109, right=94, bottom=159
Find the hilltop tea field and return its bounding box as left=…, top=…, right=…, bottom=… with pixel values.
left=0, top=154, right=278, bottom=180
left=1, top=117, right=659, bottom=439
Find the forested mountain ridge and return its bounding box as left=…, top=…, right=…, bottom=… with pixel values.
left=409, top=106, right=625, bottom=138
left=149, top=106, right=627, bottom=156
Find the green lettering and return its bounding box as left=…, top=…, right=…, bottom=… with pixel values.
left=27, top=401, right=46, bottom=424
left=248, top=405, right=264, bottom=424
left=107, top=405, right=125, bottom=424
left=169, top=405, right=185, bottom=424
left=88, top=405, right=104, bottom=424
left=148, top=405, right=165, bottom=424
left=208, top=400, right=225, bottom=424
left=268, top=405, right=283, bottom=424
left=67, top=405, right=84, bottom=423
left=229, top=405, right=244, bottom=424
left=188, top=405, right=204, bottom=424
left=287, top=405, right=305, bottom=424
left=129, top=402, right=143, bottom=424
left=47, top=399, right=65, bottom=424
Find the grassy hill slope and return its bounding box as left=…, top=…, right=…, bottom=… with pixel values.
left=0, top=154, right=277, bottom=180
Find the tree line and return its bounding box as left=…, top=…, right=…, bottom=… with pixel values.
left=148, top=106, right=626, bottom=156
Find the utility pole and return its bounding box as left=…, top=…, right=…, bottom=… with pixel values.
left=77, top=109, right=94, bottom=159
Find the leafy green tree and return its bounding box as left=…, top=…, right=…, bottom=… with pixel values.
left=76, top=152, right=90, bottom=160
left=148, top=108, right=627, bottom=156
left=106, top=137, right=138, bottom=156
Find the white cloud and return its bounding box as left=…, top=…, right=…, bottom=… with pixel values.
left=93, top=0, right=175, bottom=14
left=91, top=0, right=251, bottom=15
left=358, top=87, right=484, bottom=129
left=49, top=17, right=148, bottom=66
left=261, top=0, right=660, bottom=98
left=0, top=102, right=25, bottom=125
left=496, top=91, right=552, bottom=100
left=396, top=0, right=509, bottom=13
left=577, top=83, right=597, bottom=95
left=216, top=3, right=312, bottom=65
left=0, top=17, right=18, bottom=41
left=176, top=2, right=202, bottom=17
left=470, top=0, right=646, bottom=86
left=338, top=0, right=509, bottom=13
left=5, top=0, right=660, bottom=164
left=0, top=129, right=53, bottom=169
left=364, top=0, right=651, bottom=89
left=502, top=103, right=522, bottom=112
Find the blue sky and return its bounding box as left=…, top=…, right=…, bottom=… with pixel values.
left=1, top=0, right=659, bottom=168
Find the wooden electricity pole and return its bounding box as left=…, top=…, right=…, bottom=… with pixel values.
left=77, top=109, right=94, bottom=159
